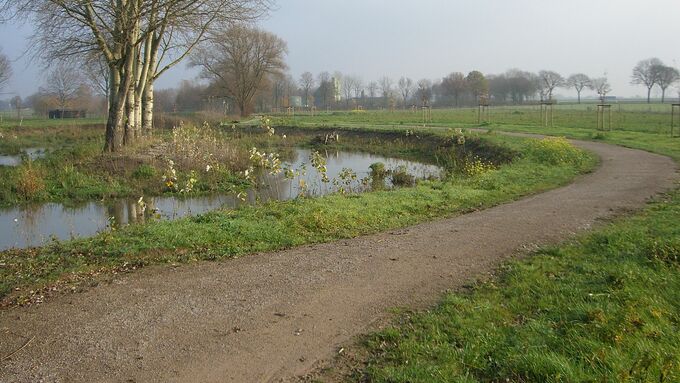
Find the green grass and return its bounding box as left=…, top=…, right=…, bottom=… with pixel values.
left=360, top=190, right=680, bottom=383
left=293, top=109, right=680, bottom=382
left=0, top=132, right=595, bottom=305
left=272, top=102, right=680, bottom=136
left=0, top=116, right=106, bottom=130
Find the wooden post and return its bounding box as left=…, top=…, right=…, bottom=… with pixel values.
left=478, top=96, right=489, bottom=125
left=597, top=104, right=612, bottom=131
left=671, top=104, right=680, bottom=137
left=540, top=100, right=556, bottom=127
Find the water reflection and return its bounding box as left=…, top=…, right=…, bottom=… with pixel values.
left=0, top=148, right=47, bottom=166
left=0, top=148, right=441, bottom=250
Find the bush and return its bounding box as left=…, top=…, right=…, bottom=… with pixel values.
left=16, top=162, right=45, bottom=200
left=524, top=137, right=588, bottom=166
left=369, top=162, right=388, bottom=179
left=132, top=164, right=157, bottom=179
left=391, top=165, right=415, bottom=187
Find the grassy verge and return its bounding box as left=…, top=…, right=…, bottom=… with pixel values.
left=316, top=114, right=680, bottom=382
left=358, top=189, right=680, bottom=383
left=0, top=132, right=595, bottom=306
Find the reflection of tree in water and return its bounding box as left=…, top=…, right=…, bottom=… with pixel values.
left=16, top=204, right=47, bottom=247
left=106, top=198, right=157, bottom=228
left=2, top=149, right=443, bottom=250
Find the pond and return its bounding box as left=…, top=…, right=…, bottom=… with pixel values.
left=0, top=148, right=441, bottom=250
left=0, top=148, right=47, bottom=166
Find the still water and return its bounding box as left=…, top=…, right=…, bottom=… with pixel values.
left=0, top=148, right=47, bottom=166
left=0, top=148, right=441, bottom=250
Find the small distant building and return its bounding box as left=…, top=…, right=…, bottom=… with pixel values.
left=48, top=110, right=87, bottom=119
left=603, top=96, right=617, bottom=102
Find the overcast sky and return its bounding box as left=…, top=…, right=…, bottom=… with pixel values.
left=2, top=0, right=680, bottom=99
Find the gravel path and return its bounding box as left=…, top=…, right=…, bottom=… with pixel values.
left=0, top=139, right=676, bottom=383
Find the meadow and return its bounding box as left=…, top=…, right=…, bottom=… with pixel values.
left=285, top=106, right=680, bottom=382
left=274, top=101, right=680, bottom=135
left=2, top=104, right=678, bottom=381
left=0, top=121, right=594, bottom=306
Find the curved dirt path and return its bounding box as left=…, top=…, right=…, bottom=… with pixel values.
left=0, top=139, right=677, bottom=383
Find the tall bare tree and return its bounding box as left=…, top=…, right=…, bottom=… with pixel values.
left=2, top=0, right=270, bottom=151
left=590, top=77, right=612, bottom=102
left=341, top=75, right=358, bottom=108
left=538, top=70, right=564, bottom=100
left=397, top=77, right=413, bottom=107
left=192, top=25, right=287, bottom=117
left=654, top=65, right=679, bottom=103
left=299, top=71, right=314, bottom=107
left=10, top=95, right=22, bottom=118
left=0, top=49, right=11, bottom=91
left=315, top=71, right=334, bottom=109
left=45, top=64, right=84, bottom=111
left=631, top=58, right=663, bottom=103
left=378, top=76, right=392, bottom=107
left=352, top=77, right=363, bottom=99
left=565, top=73, right=591, bottom=104
left=415, top=79, right=433, bottom=106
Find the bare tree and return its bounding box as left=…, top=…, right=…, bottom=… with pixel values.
left=367, top=81, right=378, bottom=98
left=654, top=65, right=679, bottom=103
left=441, top=72, right=467, bottom=107
left=397, top=77, right=413, bottom=107
left=45, top=64, right=84, bottom=111
left=538, top=70, right=564, bottom=100
left=192, top=25, right=287, bottom=117
left=366, top=81, right=378, bottom=108
left=341, top=75, right=358, bottom=108
left=378, top=76, right=392, bottom=107
left=299, top=71, right=315, bottom=107
left=590, top=77, right=612, bottom=102
left=565, top=73, right=591, bottom=104
left=631, top=58, right=663, bottom=103
left=352, top=77, right=363, bottom=99
left=415, top=79, right=433, bottom=106
left=3, top=0, right=271, bottom=151
left=315, top=71, right=334, bottom=109
left=0, top=49, right=11, bottom=91
left=81, top=53, right=110, bottom=113
left=10, top=95, right=22, bottom=119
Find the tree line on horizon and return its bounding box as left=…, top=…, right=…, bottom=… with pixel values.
left=0, top=0, right=677, bottom=148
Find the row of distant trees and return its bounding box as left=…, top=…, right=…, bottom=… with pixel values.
left=159, top=68, right=614, bottom=114
left=150, top=58, right=680, bottom=116
left=241, top=57, right=675, bottom=111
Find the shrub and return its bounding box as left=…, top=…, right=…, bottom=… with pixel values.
left=391, top=165, right=415, bottom=187
left=369, top=162, right=388, bottom=179
left=132, top=164, right=157, bottom=179
left=462, top=157, right=495, bottom=177
left=16, top=162, right=45, bottom=200
left=524, top=137, right=588, bottom=166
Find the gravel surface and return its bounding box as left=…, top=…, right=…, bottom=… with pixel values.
left=0, top=139, right=676, bottom=383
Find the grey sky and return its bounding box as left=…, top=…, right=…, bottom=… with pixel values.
left=1, top=0, right=680, bottom=99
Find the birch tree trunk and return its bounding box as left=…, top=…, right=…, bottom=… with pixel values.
left=143, top=83, right=154, bottom=134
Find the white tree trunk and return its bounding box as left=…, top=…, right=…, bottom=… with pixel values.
left=143, top=83, right=154, bottom=134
